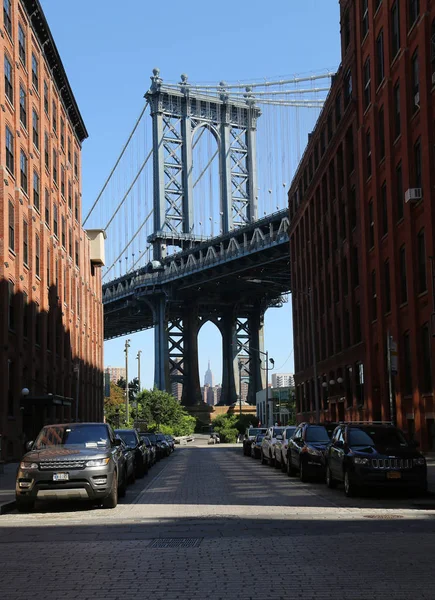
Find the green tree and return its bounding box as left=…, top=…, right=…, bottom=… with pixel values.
left=211, top=414, right=239, bottom=443
left=104, top=382, right=134, bottom=428
left=133, top=388, right=196, bottom=436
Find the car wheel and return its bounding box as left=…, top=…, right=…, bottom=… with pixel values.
left=287, top=456, right=296, bottom=477
left=299, top=459, right=309, bottom=483
left=118, top=468, right=127, bottom=498
left=269, top=452, right=275, bottom=467
left=261, top=451, right=267, bottom=465
left=326, top=465, right=337, bottom=489
left=281, top=454, right=287, bottom=473
left=344, top=470, right=358, bottom=497
left=129, top=467, right=136, bottom=484
left=274, top=453, right=281, bottom=469
left=16, top=497, right=35, bottom=512
left=102, top=471, right=118, bottom=509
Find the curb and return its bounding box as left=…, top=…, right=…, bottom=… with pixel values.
left=0, top=500, right=16, bottom=515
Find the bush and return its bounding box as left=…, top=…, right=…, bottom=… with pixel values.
left=216, top=426, right=239, bottom=443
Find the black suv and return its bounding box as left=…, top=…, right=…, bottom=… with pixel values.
left=325, top=423, right=428, bottom=497
left=115, top=429, right=149, bottom=477
left=16, top=423, right=126, bottom=512
left=287, top=423, right=333, bottom=481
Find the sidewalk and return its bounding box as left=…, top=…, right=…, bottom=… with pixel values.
left=0, top=462, right=18, bottom=514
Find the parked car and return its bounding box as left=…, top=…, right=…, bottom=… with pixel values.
left=141, top=435, right=156, bottom=465
left=261, top=427, right=285, bottom=466
left=251, top=434, right=266, bottom=459
left=274, top=426, right=297, bottom=471
left=118, top=438, right=136, bottom=484
left=243, top=427, right=267, bottom=456
left=115, top=429, right=149, bottom=477
left=287, top=423, right=332, bottom=481
left=325, top=423, right=428, bottom=497
left=165, top=435, right=175, bottom=452
left=16, top=422, right=127, bottom=512
left=140, top=432, right=162, bottom=460
left=156, top=433, right=171, bottom=457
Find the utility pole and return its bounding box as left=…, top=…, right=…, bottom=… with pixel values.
left=136, top=350, right=142, bottom=392
left=124, top=339, right=131, bottom=423
left=238, top=360, right=243, bottom=415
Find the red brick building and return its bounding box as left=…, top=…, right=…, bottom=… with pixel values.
left=289, top=0, right=435, bottom=450
left=0, top=0, right=104, bottom=460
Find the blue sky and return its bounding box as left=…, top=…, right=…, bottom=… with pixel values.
left=41, top=0, right=341, bottom=388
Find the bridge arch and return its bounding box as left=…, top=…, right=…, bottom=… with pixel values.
left=197, top=319, right=223, bottom=405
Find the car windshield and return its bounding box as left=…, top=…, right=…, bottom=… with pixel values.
left=141, top=437, right=151, bottom=447
left=115, top=431, right=137, bottom=446
left=349, top=427, right=408, bottom=447
left=305, top=426, right=330, bottom=443
left=142, top=433, right=157, bottom=443
left=248, top=428, right=266, bottom=436
left=156, top=434, right=166, bottom=442
left=34, top=424, right=109, bottom=450
left=256, top=434, right=265, bottom=442
left=272, top=428, right=284, bottom=437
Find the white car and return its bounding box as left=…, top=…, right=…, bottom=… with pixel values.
left=261, top=426, right=285, bottom=466
left=274, top=426, right=297, bottom=471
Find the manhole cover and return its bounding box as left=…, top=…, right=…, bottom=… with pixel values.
left=363, top=514, right=403, bottom=520
left=150, top=538, right=203, bottom=549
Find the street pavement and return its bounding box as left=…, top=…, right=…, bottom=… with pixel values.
left=1, top=445, right=435, bottom=600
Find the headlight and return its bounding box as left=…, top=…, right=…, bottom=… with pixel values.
left=413, top=458, right=426, bottom=466
left=307, top=447, right=321, bottom=456
left=86, top=458, right=110, bottom=467
left=20, top=461, right=38, bottom=470
left=353, top=457, right=369, bottom=465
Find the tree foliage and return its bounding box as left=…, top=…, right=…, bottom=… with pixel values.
left=134, top=389, right=196, bottom=436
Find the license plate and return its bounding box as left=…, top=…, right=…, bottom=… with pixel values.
left=53, top=473, right=69, bottom=481
left=387, top=471, right=401, bottom=480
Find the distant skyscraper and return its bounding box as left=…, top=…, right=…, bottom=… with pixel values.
left=204, top=360, right=214, bottom=387
left=272, top=373, right=295, bottom=388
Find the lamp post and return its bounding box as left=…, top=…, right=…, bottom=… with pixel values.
left=124, top=339, right=131, bottom=424
left=238, top=360, right=243, bottom=415
left=136, top=350, right=142, bottom=392
left=249, top=346, right=275, bottom=426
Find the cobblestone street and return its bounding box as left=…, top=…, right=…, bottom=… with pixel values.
left=1, top=445, right=435, bottom=600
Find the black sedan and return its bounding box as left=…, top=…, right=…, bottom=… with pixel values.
left=251, top=434, right=265, bottom=459
left=115, top=429, right=149, bottom=477
left=140, top=432, right=162, bottom=460
left=118, top=438, right=136, bottom=484
left=325, top=423, right=428, bottom=497
left=287, top=423, right=332, bottom=481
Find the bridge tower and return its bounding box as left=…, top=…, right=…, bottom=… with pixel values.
left=144, top=69, right=265, bottom=412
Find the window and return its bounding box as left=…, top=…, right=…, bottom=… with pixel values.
left=77, top=283, right=80, bottom=315
left=432, top=20, right=435, bottom=78
left=352, top=246, right=359, bottom=287
left=343, top=10, right=350, bottom=50
left=355, top=362, right=364, bottom=406
left=32, top=109, right=39, bottom=149
left=391, top=2, right=400, bottom=58
left=354, top=303, right=362, bottom=343
left=52, top=100, right=57, bottom=132
left=366, top=130, right=371, bottom=178
left=74, top=193, right=79, bottom=221
left=61, top=164, right=65, bottom=197
left=396, top=162, right=404, bottom=221
left=75, top=240, right=79, bottom=267
left=69, top=228, right=72, bottom=257
left=20, top=150, right=28, bottom=194
left=417, top=228, right=427, bottom=293
left=335, top=92, right=341, bottom=124
left=19, top=85, right=27, bottom=127
left=342, top=256, right=348, bottom=296
left=53, top=148, right=57, bottom=184
left=403, top=332, right=412, bottom=394
left=376, top=30, right=384, bottom=86
left=44, top=132, right=49, bottom=170
left=371, top=270, right=377, bottom=320
left=363, top=58, right=371, bottom=109
left=18, top=23, right=26, bottom=65
left=33, top=170, right=40, bottom=211
left=384, top=260, right=391, bottom=313
left=349, top=186, right=357, bottom=231
left=414, top=138, right=422, bottom=189
left=393, top=81, right=401, bottom=139
left=44, top=80, right=49, bottom=114
left=381, top=182, right=388, bottom=236
left=421, top=324, right=432, bottom=392
left=362, top=0, right=369, bottom=38
left=346, top=127, right=354, bottom=173
left=60, top=117, right=65, bottom=149
left=3, top=0, right=11, bottom=37
left=35, top=233, right=40, bottom=277
left=61, top=215, right=66, bottom=248
left=67, top=137, right=72, bottom=164
left=63, top=266, right=66, bottom=302
left=45, top=188, right=50, bottom=227
left=409, top=0, right=419, bottom=29
left=327, top=111, right=333, bottom=143
left=399, top=245, right=407, bottom=304
left=74, top=151, right=78, bottom=178
left=23, top=218, right=28, bottom=265
left=5, top=126, right=13, bottom=173
left=412, top=50, right=419, bottom=112
left=8, top=199, right=14, bottom=251
left=31, top=53, right=38, bottom=91
left=23, top=292, right=28, bottom=338
left=68, top=180, right=72, bottom=209
left=53, top=204, right=58, bottom=237
left=378, top=106, right=385, bottom=159
left=344, top=69, right=352, bottom=106
left=8, top=280, right=14, bottom=330
left=369, top=199, right=375, bottom=248
left=4, top=54, right=13, bottom=103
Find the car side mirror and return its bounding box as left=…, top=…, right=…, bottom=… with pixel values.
left=114, top=438, right=122, bottom=446
left=335, top=440, right=344, bottom=448
left=26, top=441, right=34, bottom=451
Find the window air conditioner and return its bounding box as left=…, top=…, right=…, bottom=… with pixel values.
left=414, top=91, right=420, bottom=106
left=405, top=188, right=422, bottom=203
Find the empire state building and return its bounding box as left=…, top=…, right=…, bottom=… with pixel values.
left=204, top=361, right=214, bottom=387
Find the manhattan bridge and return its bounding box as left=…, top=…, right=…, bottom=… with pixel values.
left=84, top=68, right=333, bottom=408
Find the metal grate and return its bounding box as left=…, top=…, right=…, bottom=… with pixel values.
left=149, top=538, right=203, bottom=549
left=371, top=458, right=412, bottom=470
left=39, top=460, right=86, bottom=470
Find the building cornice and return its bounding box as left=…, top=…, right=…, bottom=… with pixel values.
left=22, top=0, right=88, bottom=143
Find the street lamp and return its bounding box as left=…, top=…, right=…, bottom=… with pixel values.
left=249, top=346, right=275, bottom=426
left=124, top=339, right=131, bottom=424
